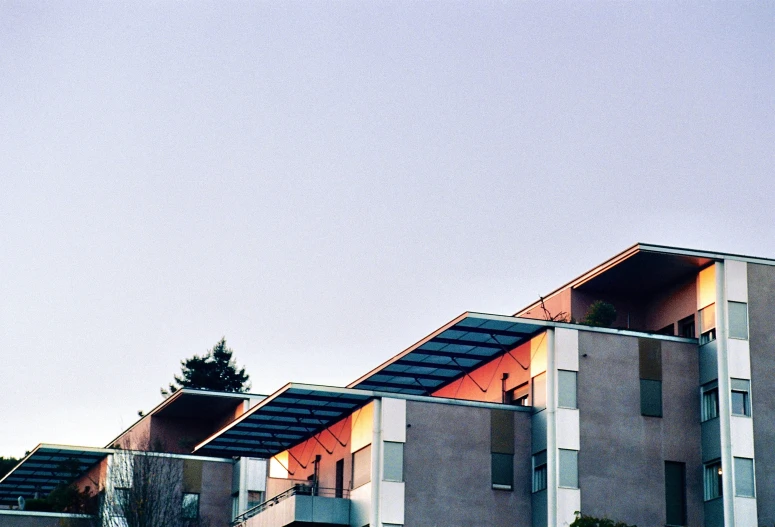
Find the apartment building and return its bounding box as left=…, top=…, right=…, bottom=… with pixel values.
left=2, top=243, right=773, bottom=527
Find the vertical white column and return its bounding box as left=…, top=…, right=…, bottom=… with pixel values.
left=546, top=329, right=557, bottom=527
left=715, top=261, right=735, bottom=527
left=370, top=398, right=382, bottom=527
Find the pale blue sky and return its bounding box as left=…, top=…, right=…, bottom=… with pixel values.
left=1, top=1, right=773, bottom=457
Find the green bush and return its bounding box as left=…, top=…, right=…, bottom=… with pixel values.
left=570, top=512, right=637, bottom=527
left=581, top=300, right=617, bottom=328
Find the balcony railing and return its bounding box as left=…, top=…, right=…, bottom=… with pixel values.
left=232, top=484, right=349, bottom=527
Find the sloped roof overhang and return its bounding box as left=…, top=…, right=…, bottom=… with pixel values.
left=347, top=312, right=549, bottom=395
left=193, top=384, right=375, bottom=458
left=193, top=381, right=534, bottom=459
left=0, top=444, right=112, bottom=505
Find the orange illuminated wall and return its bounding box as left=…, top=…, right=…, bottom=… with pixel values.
left=431, top=335, right=543, bottom=403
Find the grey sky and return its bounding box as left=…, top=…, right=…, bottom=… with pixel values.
left=1, top=1, right=773, bottom=458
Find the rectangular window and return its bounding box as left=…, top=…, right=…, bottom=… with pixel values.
left=491, top=453, right=513, bottom=490
left=640, top=379, right=663, bottom=417
left=699, top=304, right=716, bottom=345
left=665, top=461, right=686, bottom=526
left=558, top=449, right=578, bottom=488
left=383, top=442, right=404, bottom=482
left=558, top=370, right=577, bottom=409
left=182, top=493, right=199, bottom=520
left=351, top=445, right=371, bottom=489
left=335, top=459, right=344, bottom=498
left=731, top=379, right=751, bottom=417
left=532, top=451, right=547, bottom=493
left=704, top=461, right=723, bottom=501
left=728, top=302, right=748, bottom=340
left=639, top=339, right=662, bottom=417
left=701, top=383, right=719, bottom=422
left=678, top=315, right=696, bottom=338
left=657, top=323, right=675, bottom=336
left=505, top=382, right=529, bottom=406
left=734, top=457, right=755, bottom=497
left=532, top=372, right=547, bottom=410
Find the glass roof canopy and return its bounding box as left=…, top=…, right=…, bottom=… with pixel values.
left=348, top=312, right=547, bottom=394
left=0, top=444, right=112, bottom=505
left=194, top=384, right=374, bottom=458
left=195, top=313, right=549, bottom=459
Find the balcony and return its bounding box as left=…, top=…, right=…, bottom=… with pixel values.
left=233, top=484, right=350, bottom=527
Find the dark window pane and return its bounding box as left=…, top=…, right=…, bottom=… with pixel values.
left=641, top=379, right=663, bottom=417
left=491, top=453, right=513, bottom=490
left=665, top=461, right=686, bottom=526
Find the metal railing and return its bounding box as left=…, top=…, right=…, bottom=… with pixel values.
left=231, top=484, right=349, bottom=527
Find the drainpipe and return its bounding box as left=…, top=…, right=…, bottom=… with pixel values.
left=370, top=398, right=383, bottom=527
left=715, top=262, right=735, bottom=527
left=546, top=329, right=558, bottom=527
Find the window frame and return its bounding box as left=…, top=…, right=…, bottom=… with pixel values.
left=704, top=460, right=723, bottom=501
left=733, top=457, right=755, bottom=498
left=728, top=301, right=749, bottom=340
left=701, top=382, right=720, bottom=422
left=557, top=370, right=577, bottom=409
left=532, top=450, right=547, bottom=493
left=491, top=452, right=514, bottom=491
left=181, top=492, right=200, bottom=520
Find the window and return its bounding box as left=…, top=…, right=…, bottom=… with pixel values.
left=665, top=461, right=686, bottom=526
left=704, top=461, right=722, bottom=501
left=558, top=449, right=578, bottom=488
left=728, top=302, right=748, bottom=340
left=383, top=442, right=404, bottom=482
left=699, top=304, right=716, bottom=345
left=247, top=491, right=262, bottom=509
left=640, top=379, right=663, bottom=417
left=678, top=315, right=695, bottom=338
left=639, top=339, right=662, bottom=417
left=558, top=370, right=577, bottom=409
left=532, top=451, right=547, bottom=493
left=182, top=493, right=199, bottom=520
left=532, top=373, right=546, bottom=410
left=505, top=382, right=529, bottom=406
left=701, top=383, right=719, bottom=421
left=657, top=323, right=675, bottom=336
left=491, top=453, right=513, bottom=490
left=351, top=445, right=371, bottom=489
left=335, top=459, right=344, bottom=498
left=731, top=379, right=751, bottom=417
left=734, top=457, right=755, bottom=497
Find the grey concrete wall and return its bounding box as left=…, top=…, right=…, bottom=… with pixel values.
left=201, top=460, right=233, bottom=527
left=748, top=263, right=775, bottom=526
left=403, top=401, right=531, bottom=527
left=0, top=511, right=93, bottom=527
left=577, top=332, right=703, bottom=527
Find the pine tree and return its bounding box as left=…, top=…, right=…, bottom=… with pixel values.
left=163, top=338, right=250, bottom=395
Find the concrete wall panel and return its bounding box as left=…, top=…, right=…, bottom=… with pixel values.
left=380, top=480, right=405, bottom=525
left=727, top=338, right=751, bottom=380
left=747, top=263, right=775, bottom=525
left=200, top=460, right=233, bottom=526
left=725, top=260, right=748, bottom=302
left=577, top=332, right=703, bottom=527
left=556, top=409, right=580, bottom=451
left=555, top=328, right=579, bottom=371
left=730, top=416, right=755, bottom=458
left=381, top=398, right=406, bottom=443
left=404, top=401, right=532, bottom=527
left=557, top=488, right=581, bottom=527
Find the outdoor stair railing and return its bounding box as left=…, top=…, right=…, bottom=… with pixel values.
left=231, top=483, right=349, bottom=527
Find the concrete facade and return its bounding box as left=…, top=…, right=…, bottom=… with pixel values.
left=577, top=332, right=704, bottom=526
left=403, top=401, right=532, bottom=527
left=747, top=263, right=775, bottom=526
